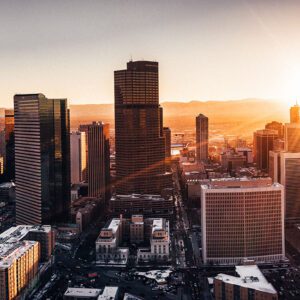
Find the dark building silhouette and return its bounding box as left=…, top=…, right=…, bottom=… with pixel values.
left=265, top=121, right=284, bottom=139
left=87, top=122, right=110, bottom=201
left=14, top=94, right=70, bottom=225
left=4, top=109, right=15, bottom=181
left=253, top=129, right=278, bottom=172
left=163, top=127, right=171, bottom=171
left=196, top=114, right=209, bottom=163
left=114, top=61, right=171, bottom=194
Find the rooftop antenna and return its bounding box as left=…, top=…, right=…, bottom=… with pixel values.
left=130, top=54, right=133, bottom=62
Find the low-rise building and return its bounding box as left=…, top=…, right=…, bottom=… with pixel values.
left=214, top=264, right=278, bottom=300
left=0, top=225, right=55, bottom=262
left=137, top=218, right=170, bottom=263
left=95, top=218, right=129, bottom=265
left=0, top=240, right=40, bottom=300
left=64, top=286, right=119, bottom=300
left=130, top=215, right=144, bottom=244
left=71, top=197, right=102, bottom=232
left=109, top=194, right=174, bottom=219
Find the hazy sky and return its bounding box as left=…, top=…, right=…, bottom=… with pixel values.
left=1, top=0, right=300, bottom=107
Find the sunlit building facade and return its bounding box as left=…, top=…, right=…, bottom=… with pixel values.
left=70, top=131, right=87, bottom=184
left=253, top=129, right=278, bottom=172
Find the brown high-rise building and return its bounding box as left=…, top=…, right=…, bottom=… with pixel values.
left=114, top=61, right=171, bottom=195
left=87, top=122, right=110, bottom=200
left=196, top=114, right=209, bottom=163
left=290, top=103, right=300, bottom=123
left=253, top=129, right=278, bottom=171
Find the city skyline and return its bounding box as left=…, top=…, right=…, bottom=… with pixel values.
left=1, top=0, right=300, bottom=107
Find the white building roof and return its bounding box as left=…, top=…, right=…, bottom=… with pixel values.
left=215, top=265, right=277, bottom=294
left=0, top=240, right=38, bottom=269
left=107, top=219, right=121, bottom=234
left=98, top=286, right=119, bottom=299
left=0, top=225, right=51, bottom=244
left=64, top=288, right=101, bottom=298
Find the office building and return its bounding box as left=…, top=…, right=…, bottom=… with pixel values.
left=284, top=123, right=300, bottom=152
left=114, top=60, right=171, bottom=194
left=64, top=287, right=119, bottom=300
left=14, top=94, right=70, bottom=225
left=95, top=218, right=129, bottom=265
left=201, top=178, right=285, bottom=265
left=290, top=103, right=300, bottom=123
left=109, top=193, right=174, bottom=219
left=163, top=127, right=171, bottom=171
left=265, top=121, right=284, bottom=138
left=4, top=110, right=15, bottom=181
left=214, top=264, right=278, bottom=300
left=0, top=225, right=55, bottom=262
left=221, top=151, right=246, bottom=172
left=87, top=122, right=110, bottom=200
left=137, top=217, right=170, bottom=262
left=0, top=240, right=40, bottom=300
left=269, top=151, right=300, bottom=223
left=70, top=131, right=86, bottom=184
left=253, top=129, right=278, bottom=171
left=196, top=114, right=209, bottom=163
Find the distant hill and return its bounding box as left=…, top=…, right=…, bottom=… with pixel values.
left=70, top=99, right=288, bottom=135
left=1, top=99, right=289, bottom=136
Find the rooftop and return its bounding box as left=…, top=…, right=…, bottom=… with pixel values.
left=215, top=265, right=277, bottom=295
left=98, top=286, right=119, bottom=299
left=64, top=287, right=101, bottom=298
left=0, top=225, right=51, bottom=244
left=0, top=240, right=38, bottom=269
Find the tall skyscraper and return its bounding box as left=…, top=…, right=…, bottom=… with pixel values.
left=290, top=103, right=300, bottom=123
left=4, top=109, right=15, bottom=181
left=201, top=178, right=285, bottom=265
left=79, top=124, right=90, bottom=181
left=87, top=122, right=110, bottom=200
left=253, top=129, right=278, bottom=171
left=196, top=114, right=209, bottom=163
left=14, top=94, right=70, bottom=225
left=114, top=60, right=171, bottom=195
left=269, top=151, right=300, bottom=223
left=70, top=131, right=86, bottom=184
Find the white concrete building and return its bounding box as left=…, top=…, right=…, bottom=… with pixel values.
left=70, top=131, right=86, bottom=184
left=137, top=218, right=170, bottom=262
left=95, top=218, right=129, bottom=265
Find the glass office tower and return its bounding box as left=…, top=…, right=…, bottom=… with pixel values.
left=14, top=94, right=70, bottom=225
left=114, top=61, right=171, bottom=195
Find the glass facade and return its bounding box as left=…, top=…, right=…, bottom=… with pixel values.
left=14, top=94, right=70, bottom=225
left=114, top=61, right=171, bottom=194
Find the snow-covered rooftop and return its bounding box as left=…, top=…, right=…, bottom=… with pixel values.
left=215, top=265, right=277, bottom=294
